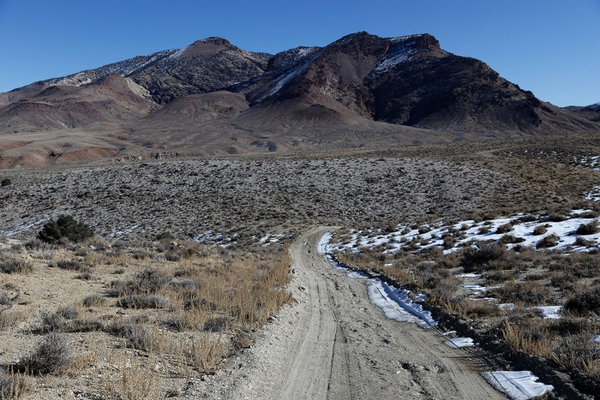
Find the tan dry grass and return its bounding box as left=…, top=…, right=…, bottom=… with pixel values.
left=0, top=237, right=293, bottom=398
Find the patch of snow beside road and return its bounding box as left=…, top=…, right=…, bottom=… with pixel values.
left=482, top=371, right=554, bottom=400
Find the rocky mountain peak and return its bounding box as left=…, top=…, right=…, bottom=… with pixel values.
left=195, top=37, right=232, bottom=46
left=392, top=33, right=440, bottom=51
left=178, top=37, right=235, bottom=57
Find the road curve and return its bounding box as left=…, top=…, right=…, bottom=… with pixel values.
left=228, top=227, right=504, bottom=400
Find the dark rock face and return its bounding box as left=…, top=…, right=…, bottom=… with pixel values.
left=366, top=55, right=542, bottom=131
left=129, top=38, right=271, bottom=104
left=250, top=31, right=546, bottom=133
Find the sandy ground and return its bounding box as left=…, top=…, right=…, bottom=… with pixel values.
left=187, top=227, right=505, bottom=399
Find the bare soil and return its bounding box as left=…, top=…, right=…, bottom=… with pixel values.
left=182, top=227, right=505, bottom=399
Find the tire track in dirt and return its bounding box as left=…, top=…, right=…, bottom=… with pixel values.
left=225, top=227, right=504, bottom=400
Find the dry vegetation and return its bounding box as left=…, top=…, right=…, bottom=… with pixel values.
left=3, top=134, right=600, bottom=244
left=332, top=231, right=600, bottom=396
left=0, top=235, right=291, bottom=399
left=2, top=133, right=600, bottom=397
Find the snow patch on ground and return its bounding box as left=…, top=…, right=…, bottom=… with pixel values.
left=374, top=47, right=414, bottom=72
left=316, top=232, right=332, bottom=256
left=259, top=233, right=286, bottom=246
left=346, top=271, right=368, bottom=279
left=482, top=371, right=554, bottom=400
left=533, top=306, right=563, bottom=320
left=444, top=337, right=475, bottom=348
left=367, top=279, right=437, bottom=328
left=319, top=232, right=436, bottom=328
left=331, top=211, right=600, bottom=255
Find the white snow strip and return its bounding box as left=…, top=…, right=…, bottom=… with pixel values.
left=320, top=233, right=436, bottom=327
left=533, top=306, right=563, bottom=320
left=316, top=232, right=332, bottom=255
left=346, top=271, right=368, bottom=279
left=585, top=186, right=600, bottom=201
left=456, top=273, right=482, bottom=278
left=260, top=49, right=324, bottom=100
left=498, top=303, right=515, bottom=311
left=482, top=371, right=554, bottom=400
left=594, top=335, right=600, bottom=344
left=464, top=284, right=487, bottom=294
left=374, top=49, right=412, bottom=72
left=444, top=337, right=475, bottom=348
left=367, top=278, right=437, bottom=328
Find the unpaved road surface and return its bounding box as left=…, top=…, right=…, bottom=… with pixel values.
left=198, top=227, right=505, bottom=399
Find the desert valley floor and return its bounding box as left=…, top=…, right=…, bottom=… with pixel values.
left=2, top=135, right=600, bottom=399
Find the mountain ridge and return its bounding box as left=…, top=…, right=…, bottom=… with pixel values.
left=1, top=31, right=599, bottom=167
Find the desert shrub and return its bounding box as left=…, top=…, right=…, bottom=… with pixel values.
left=441, top=234, right=456, bottom=249
left=532, top=225, right=548, bottom=235
left=38, top=307, right=104, bottom=333
left=576, top=221, right=600, bottom=235
left=460, top=243, right=506, bottom=271
left=519, top=214, right=538, bottom=223
left=127, top=324, right=155, bottom=351
left=107, top=269, right=172, bottom=298
left=156, top=232, right=174, bottom=240
left=549, top=272, right=576, bottom=291
left=57, top=305, right=78, bottom=320
left=580, top=210, right=599, bottom=219
left=131, top=250, right=152, bottom=260
left=75, top=272, right=94, bottom=281
left=554, top=334, right=600, bottom=377
left=231, top=330, right=253, bottom=351
left=502, top=321, right=554, bottom=358
left=564, top=286, right=600, bottom=316
left=116, top=294, right=170, bottom=309
left=0, top=178, right=11, bottom=187
left=489, top=281, right=552, bottom=305
left=19, top=333, right=69, bottom=374
left=418, top=226, right=431, bottom=234
left=547, top=213, right=567, bottom=222
left=575, top=236, right=596, bottom=247
left=38, top=215, right=94, bottom=244
left=0, top=260, right=32, bottom=274
left=477, top=226, right=491, bottom=235
left=495, top=223, right=513, bottom=234
left=203, top=316, right=230, bottom=332
left=24, top=238, right=55, bottom=252
left=82, top=295, right=107, bottom=307
left=165, top=253, right=180, bottom=262
left=463, top=300, right=501, bottom=318
left=39, top=307, right=77, bottom=332
left=0, top=291, right=13, bottom=306
left=536, top=234, right=560, bottom=249
left=486, top=270, right=517, bottom=284
left=55, top=260, right=85, bottom=271
left=499, top=234, right=525, bottom=245
left=0, top=367, right=28, bottom=399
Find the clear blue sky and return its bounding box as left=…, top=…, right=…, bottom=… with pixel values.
left=0, top=0, right=598, bottom=106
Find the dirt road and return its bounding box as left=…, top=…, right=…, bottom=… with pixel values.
left=221, top=227, right=505, bottom=399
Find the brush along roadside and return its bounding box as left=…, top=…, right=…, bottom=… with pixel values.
left=0, top=236, right=293, bottom=399
left=329, top=233, right=600, bottom=399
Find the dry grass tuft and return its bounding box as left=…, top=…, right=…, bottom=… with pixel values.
left=502, top=321, right=555, bottom=359
left=0, top=367, right=29, bottom=399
